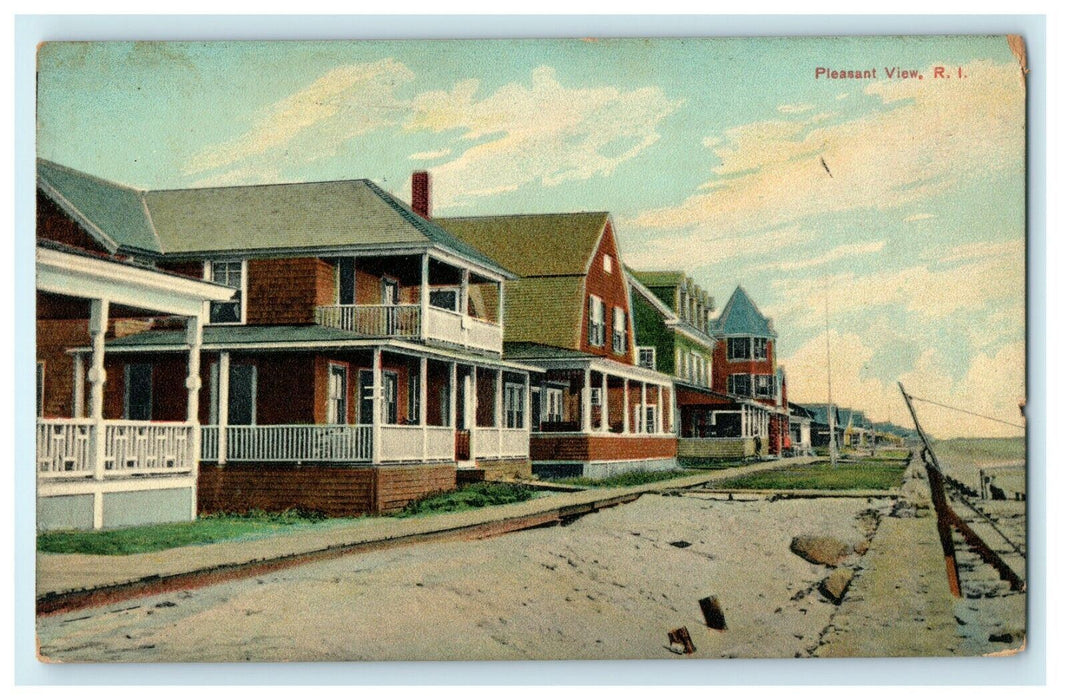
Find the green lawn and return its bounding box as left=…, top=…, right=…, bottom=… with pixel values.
left=393, top=481, right=539, bottom=518
left=712, top=460, right=907, bottom=491
left=552, top=469, right=701, bottom=488
left=37, top=509, right=357, bottom=556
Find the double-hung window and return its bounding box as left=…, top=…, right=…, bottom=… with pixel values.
left=588, top=295, right=606, bottom=347
left=638, top=347, right=656, bottom=370
left=207, top=261, right=244, bottom=324
left=754, top=374, right=772, bottom=398
left=727, top=337, right=751, bottom=361
left=612, top=307, right=627, bottom=354
left=545, top=387, right=564, bottom=423
left=753, top=339, right=769, bottom=360
left=327, top=364, right=347, bottom=424
left=504, top=383, right=525, bottom=429
left=729, top=373, right=752, bottom=397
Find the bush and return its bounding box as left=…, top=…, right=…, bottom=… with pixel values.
left=397, top=482, right=536, bottom=517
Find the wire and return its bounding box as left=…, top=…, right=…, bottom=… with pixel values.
left=906, top=394, right=1026, bottom=430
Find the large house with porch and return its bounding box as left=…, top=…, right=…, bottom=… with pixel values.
left=36, top=160, right=538, bottom=523
left=437, top=204, right=677, bottom=479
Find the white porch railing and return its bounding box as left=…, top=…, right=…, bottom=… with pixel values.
left=379, top=425, right=455, bottom=462
left=201, top=424, right=373, bottom=463
left=472, top=427, right=530, bottom=459
left=37, top=418, right=195, bottom=477
left=314, top=304, right=421, bottom=338
left=315, top=304, right=502, bottom=353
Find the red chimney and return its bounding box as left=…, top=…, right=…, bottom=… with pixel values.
left=411, top=171, right=431, bottom=218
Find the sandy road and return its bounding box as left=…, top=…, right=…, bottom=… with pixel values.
left=38, top=493, right=887, bottom=663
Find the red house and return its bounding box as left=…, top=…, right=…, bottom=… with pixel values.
left=438, top=206, right=678, bottom=479
left=36, top=160, right=538, bottom=517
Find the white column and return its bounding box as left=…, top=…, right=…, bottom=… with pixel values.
left=495, top=368, right=504, bottom=458
left=87, top=299, right=108, bottom=529
left=217, top=351, right=230, bottom=465
left=668, top=384, right=677, bottom=435
left=640, top=382, right=647, bottom=434
left=419, top=356, right=428, bottom=460
left=372, top=348, right=382, bottom=464
left=448, top=362, right=458, bottom=429
left=600, top=372, right=609, bottom=432
left=460, top=269, right=470, bottom=319
left=582, top=367, right=593, bottom=433
left=657, top=385, right=664, bottom=434
left=469, top=368, right=478, bottom=432
left=72, top=352, right=85, bottom=419
left=497, top=280, right=505, bottom=326
left=523, top=371, right=531, bottom=432
left=623, top=378, right=630, bottom=434
left=186, top=316, right=203, bottom=518
left=420, top=253, right=430, bottom=341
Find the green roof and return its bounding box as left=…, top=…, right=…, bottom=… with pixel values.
left=437, top=212, right=609, bottom=277
left=500, top=276, right=586, bottom=348
left=629, top=269, right=687, bottom=288
left=503, top=342, right=594, bottom=361
left=711, top=286, right=776, bottom=337
left=37, top=159, right=509, bottom=276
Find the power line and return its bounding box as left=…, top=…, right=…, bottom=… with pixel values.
left=906, top=394, right=1026, bottom=430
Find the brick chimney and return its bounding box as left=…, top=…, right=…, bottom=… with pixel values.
left=411, top=171, right=431, bottom=218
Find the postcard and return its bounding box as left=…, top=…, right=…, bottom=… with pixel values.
left=33, top=35, right=1027, bottom=662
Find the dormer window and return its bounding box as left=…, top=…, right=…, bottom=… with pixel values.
left=206, top=260, right=245, bottom=324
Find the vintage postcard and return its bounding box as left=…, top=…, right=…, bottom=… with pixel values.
left=33, top=35, right=1027, bottom=662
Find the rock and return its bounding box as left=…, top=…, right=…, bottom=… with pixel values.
left=698, top=596, right=727, bottom=630
left=819, top=568, right=854, bottom=604
left=669, top=540, right=692, bottom=549
left=790, top=535, right=851, bottom=566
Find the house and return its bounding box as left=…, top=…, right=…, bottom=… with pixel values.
left=799, top=403, right=847, bottom=451
left=36, top=238, right=235, bottom=531
left=708, top=286, right=791, bottom=458
left=788, top=402, right=814, bottom=455
left=36, top=161, right=539, bottom=520
left=437, top=206, right=678, bottom=479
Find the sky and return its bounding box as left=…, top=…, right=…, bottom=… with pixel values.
left=35, top=37, right=1027, bottom=438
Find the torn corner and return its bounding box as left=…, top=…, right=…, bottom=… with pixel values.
left=983, top=635, right=1027, bottom=658
left=1007, top=35, right=1028, bottom=82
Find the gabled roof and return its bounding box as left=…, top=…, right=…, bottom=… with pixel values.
left=629, top=269, right=687, bottom=288
left=711, top=286, right=776, bottom=337
left=798, top=403, right=848, bottom=427
left=436, top=212, right=609, bottom=277
left=37, top=159, right=510, bottom=276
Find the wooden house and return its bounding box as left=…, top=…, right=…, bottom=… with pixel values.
left=36, top=161, right=538, bottom=519
left=438, top=209, right=677, bottom=479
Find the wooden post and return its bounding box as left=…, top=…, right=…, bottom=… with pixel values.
left=88, top=298, right=108, bottom=529
left=657, top=385, right=664, bottom=434
left=582, top=367, right=593, bottom=433
left=623, top=378, right=630, bottom=434
left=640, top=382, right=647, bottom=434
left=420, top=356, right=429, bottom=460
left=448, top=362, right=458, bottom=429
left=217, top=351, right=230, bottom=466
left=668, top=384, right=677, bottom=434
left=420, top=253, right=430, bottom=342
left=72, top=352, right=85, bottom=419
left=600, top=372, right=609, bottom=432
left=523, top=371, right=531, bottom=433
left=460, top=269, right=470, bottom=320
left=186, top=316, right=203, bottom=519
left=496, top=368, right=504, bottom=457
left=372, top=348, right=382, bottom=464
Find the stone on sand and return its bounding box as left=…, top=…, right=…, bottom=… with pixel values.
left=789, top=535, right=851, bottom=566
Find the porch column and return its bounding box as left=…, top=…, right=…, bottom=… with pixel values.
left=600, top=372, right=609, bottom=432
left=582, top=367, right=593, bottom=432
left=186, top=316, right=203, bottom=518
left=448, top=362, right=458, bottom=429
left=420, top=253, right=430, bottom=341
left=656, top=385, right=664, bottom=434
left=420, top=356, right=428, bottom=460
left=217, top=351, right=230, bottom=465
left=372, top=348, right=382, bottom=464
left=622, top=378, right=630, bottom=434
left=497, top=280, right=505, bottom=327
left=460, top=269, right=470, bottom=319
left=72, top=352, right=85, bottom=418
left=640, top=382, right=647, bottom=434
left=668, top=384, right=677, bottom=434
left=523, top=371, right=531, bottom=432
left=496, top=368, right=504, bottom=457
left=88, top=298, right=108, bottom=530
left=469, top=368, right=478, bottom=435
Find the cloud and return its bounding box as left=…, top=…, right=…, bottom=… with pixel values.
left=404, top=66, right=682, bottom=207
left=752, top=240, right=886, bottom=273
left=409, top=148, right=453, bottom=161
left=782, top=331, right=1024, bottom=438
left=904, top=212, right=935, bottom=222
left=777, top=102, right=815, bottom=114
left=630, top=60, right=1024, bottom=239
left=185, top=58, right=414, bottom=180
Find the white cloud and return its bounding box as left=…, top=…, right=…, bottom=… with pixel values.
left=904, top=213, right=935, bottom=222
left=630, top=60, right=1024, bottom=239
left=783, top=331, right=1024, bottom=438
left=404, top=66, right=682, bottom=207
left=185, top=59, right=414, bottom=180
left=409, top=148, right=453, bottom=161
left=777, top=102, right=815, bottom=114
left=752, top=240, right=886, bottom=273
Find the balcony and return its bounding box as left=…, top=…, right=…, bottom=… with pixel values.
left=315, top=304, right=502, bottom=354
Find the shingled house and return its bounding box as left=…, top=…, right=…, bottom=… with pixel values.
left=36, top=160, right=538, bottom=519
left=437, top=208, right=677, bottom=479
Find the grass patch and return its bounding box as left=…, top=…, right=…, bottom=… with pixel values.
left=37, top=509, right=353, bottom=556
left=395, top=481, right=538, bottom=518
left=552, top=469, right=700, bottom=488
left=712, top=460, right=907, bottom=491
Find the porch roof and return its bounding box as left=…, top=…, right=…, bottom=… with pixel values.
left=504, top=342, right=673, bottom=386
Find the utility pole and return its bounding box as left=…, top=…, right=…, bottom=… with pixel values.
left=825, top=275, right=837, bottom=467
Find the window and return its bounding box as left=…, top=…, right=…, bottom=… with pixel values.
left=729, top=373, right=752, bottom=397
left=207, top=261, right=244, bottom=324
left=728, top=337, right=751, bottom=361
left=753, top=339, right=769, bottom=360
left=638, top=347, right=656, bottom=370
left=124, top=363, right=153, bottom=420
left=588, top=295, right=605, bottom=347
left=754, top=374, right=773, bottom=398
left=603, top=255, right=613, bottom=274
left=327, top=364, right=347, bottom=424
left=382, top=371, right=398, bottom=424
left=408, top=370, right=420, bottom=423
left=545, top=387, right=564, bottom=423
left=612, top=307, right=627, bottom=354
left=504, top=383, right=525, bottom=429
left=381, top=277, right=400, bottom=305
left=645, top=406, right=657, bottom=434
left=210, top=362, right=257, bottom=425
left=36, top=361, right=44, bottom=418
left=335, top=258, right=355, bottom=305
left=589, top=387, right=602, bottom=406
left=429, top=288, right=459, bottom=312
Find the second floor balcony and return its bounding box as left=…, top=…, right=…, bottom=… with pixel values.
left=314, top=302, right=503, bottom=354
